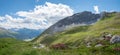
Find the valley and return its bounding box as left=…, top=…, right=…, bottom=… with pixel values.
left=0, top=11, right=120, bottom=55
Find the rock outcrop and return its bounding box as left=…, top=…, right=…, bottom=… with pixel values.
left=110, top=35, right=120, bottom=44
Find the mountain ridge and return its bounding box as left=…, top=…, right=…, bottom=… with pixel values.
left=33, top=11, right=120, bottom=46
left=39, top=11, right=101, bottom=36
left=33, top=11, right=101, bottom=42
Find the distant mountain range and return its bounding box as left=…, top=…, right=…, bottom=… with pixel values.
left=9, top=28, right=44, bottom=40
left=0, top=27, right=16, bottom=38
left=0, top=27, right=44, bottom=40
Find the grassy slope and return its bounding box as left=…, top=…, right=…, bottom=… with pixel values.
left=0, top=38, right=37, bottom=55
left=35, top=12, right=120, bottom=46
left=1, top=38, right=120, bottom=55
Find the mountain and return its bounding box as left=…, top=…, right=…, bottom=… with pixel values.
left=39, top=11, right=101, bottom=36
left=33, top=12, right=120, bottom=46
left=0, top=27, right=16, bottom=38
left=0, top=27, right=44, bottom=40
left=33, top=11, right=101, bottom=42
left=9, top=28, right=44, bottom=40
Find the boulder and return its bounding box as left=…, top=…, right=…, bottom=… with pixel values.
left=39, top=44, right=45, bottom=48
left=33, top=44, right=45, bottom=49
left=103, top=34, right=112, bottom=41
left=110, top=35, right=120, bottom=44
left=86, top=42, right=91, bottom=47
left=95, top=44, right=102, bottom=47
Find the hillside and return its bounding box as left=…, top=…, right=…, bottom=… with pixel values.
left=33, top=11, right=101, bottom=42
left=34, top=12, right=120, bottom=46
left=0, top=28, right=16, bottom=38
left=0, top=38, right=37, bottom=55
left=39, top=11, right=101, bottom=36
left=0, top=12, right=120, bottom=55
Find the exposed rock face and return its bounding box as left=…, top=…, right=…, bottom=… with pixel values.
left=110, top=35, right=120, bottom=44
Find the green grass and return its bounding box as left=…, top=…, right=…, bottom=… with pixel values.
left=1, top=38, right=120, bottom=55
left=0, top=38, right=36, bottom=55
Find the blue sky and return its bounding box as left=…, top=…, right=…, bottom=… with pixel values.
left=0, top=0, right=120, bottom=30
left=0, top=0, right=120, bottom=15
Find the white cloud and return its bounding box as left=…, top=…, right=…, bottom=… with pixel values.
left=0, top=2, right=73, bottom=30
left=93, top=5, right=99, bottom=14
left=36, top=0, right=40, bottom=2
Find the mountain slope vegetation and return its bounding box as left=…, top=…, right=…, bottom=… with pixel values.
left=0, top=38, right=33, bottom=55
left=34, top=12, right=120, bottom=46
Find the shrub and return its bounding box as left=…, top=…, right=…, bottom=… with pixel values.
left=50, top=43, right=68, bottom=50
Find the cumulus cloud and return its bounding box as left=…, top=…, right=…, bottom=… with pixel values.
left=36, top=0, right=40, bottom=2
left=0, top=2, right=73, bottom=30
left=93, top=5, right=99, bottom=14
